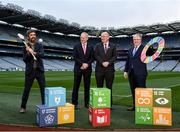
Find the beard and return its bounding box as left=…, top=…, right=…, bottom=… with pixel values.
left=29, top=37, right=36, bottom=43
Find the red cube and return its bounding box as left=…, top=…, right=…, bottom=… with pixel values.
left=89, top=107, right=110, bottom=127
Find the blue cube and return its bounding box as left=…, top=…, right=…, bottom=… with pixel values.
left=45, top=87, right=66, bottom=107
left=36, top=105, right=57, bottom=127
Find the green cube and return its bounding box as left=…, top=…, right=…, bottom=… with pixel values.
left=135, top=107, right=153, bottom=125
left=153, top=88, right=171, bottom=107
left=90, top=88, right=110, bottom=108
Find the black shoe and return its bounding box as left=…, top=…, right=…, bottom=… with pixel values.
left=84, top=104, right=89, bottom=109
left=75, top=105, right=80, bottom=110
left=110, top=107, right=115, bottom=110
left=127, top=107, right=135, bottom=111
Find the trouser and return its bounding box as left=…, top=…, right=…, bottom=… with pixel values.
left=21, top=69, right=45, bottom=109
left=95, top=71, right=114, bottom=107
left=72, top=70, right=92, bottom=106
left=128, top=69, right=146, bottom=107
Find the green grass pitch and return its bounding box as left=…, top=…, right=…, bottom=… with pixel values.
left=0, top=71, right=180, bottom=130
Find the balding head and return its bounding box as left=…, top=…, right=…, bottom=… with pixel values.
left=101, top=31, right=110, bottom=44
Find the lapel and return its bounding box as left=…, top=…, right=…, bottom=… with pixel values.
left=100, top=43, right=106, bottom=56
left=34, top=43, right=38, bottom=52
left=130, top=47, right=134, bottom=58
left=133, top=44, right=142, bottom=58
left=101, top=42, right=111, bottom=55
left=106, top=42, right=111, bottom=54
left=80, top=43, right=89, bottom=56
left=79, top=43, right=84, bottom=56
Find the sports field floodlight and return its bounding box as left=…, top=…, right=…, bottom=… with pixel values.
left=6, top=3, right=23, bottom=12
left=27, top=9, right=41, bottom=18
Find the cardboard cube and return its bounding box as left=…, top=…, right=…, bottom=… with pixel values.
left=58, top=103, right=74, bottom=124
left=135, top=107, right=153, bottom=125
left=90, top=88, right=110, bottom=108
left=153, top=88, right=171, bottom=107
left=36, top=105, right=57, bottom=127
left=89, top=107, right=110, bottom=127
left=45, top=87, right=66, bottom=107
left=135, top=88, right=153, bottom=107
left=153, top=107, right=172, bottom=126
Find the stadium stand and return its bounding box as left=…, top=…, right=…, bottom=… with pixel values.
left=0, top=3, right=180, bottom=72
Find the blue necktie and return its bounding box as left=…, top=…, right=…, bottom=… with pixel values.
left=133, top=47, right=137, bottom=56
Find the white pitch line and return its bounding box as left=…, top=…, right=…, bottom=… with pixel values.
left=166, top=83, right=180, bottom=88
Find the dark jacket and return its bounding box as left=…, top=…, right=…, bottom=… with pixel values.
left=23, top=43, right=44, bottom=74
left=73, top=43, right=94, bottom=72
left=94, top=42, right=117, bottom=72
left=124, top=44, right=147, bottom=76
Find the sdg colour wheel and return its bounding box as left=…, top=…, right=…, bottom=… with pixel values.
left=141, top=37, right=165, bottom=64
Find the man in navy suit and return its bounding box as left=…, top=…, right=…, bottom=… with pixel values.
left=124, top=33, right=147, bottom=111
left=94, top=32, right=117, bottom=108
left=72, top=32, right=94, bottom=109
left=20, top=29, right=45, bottom=113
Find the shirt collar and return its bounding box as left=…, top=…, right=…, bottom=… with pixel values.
left=82, top=42, right=87, bottom=46
left=134, top=44, right=141, bottom=50
left=103, top=42, right=109, bottom=46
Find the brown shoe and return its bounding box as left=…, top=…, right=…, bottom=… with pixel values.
left=19, top=108, right=26, bottom=113
left=127, top=107, right=135, bottom=111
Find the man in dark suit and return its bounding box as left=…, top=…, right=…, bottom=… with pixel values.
left=94, top=32, right=117, bottom=107
left=124, top=33, right=148, bottom=111
left=20, top=29, right=45, bottom=113
left=72, top=32, right=94, bottom=109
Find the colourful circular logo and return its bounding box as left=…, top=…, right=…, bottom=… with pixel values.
left=141, top=37, right=165, bottom=63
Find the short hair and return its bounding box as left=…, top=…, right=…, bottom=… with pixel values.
left=26, top=29, right=36, bottom=37
left=101, top=31, right=110, bottom=36
left=133, top=33, right=142, bottom=39
left=80, top=32, right=89, bottom=38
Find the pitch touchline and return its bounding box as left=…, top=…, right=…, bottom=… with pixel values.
left=166, top=83, right=180, bottom=88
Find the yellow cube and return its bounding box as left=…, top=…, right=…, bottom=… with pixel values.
left=58, top=103, right=74, bottom=124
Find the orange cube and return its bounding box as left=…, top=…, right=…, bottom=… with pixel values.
left=153, top=107, right=172, bottom=126
left=57, top=103, right=74, bottom=124
left=135, top=88, right=153, bottom=107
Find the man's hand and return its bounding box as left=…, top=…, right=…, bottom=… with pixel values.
left=102, top=61, right=109, bottom=67
left=26, top=46, right=35, bottom=55
left=80, top=63, right=89, bottom=70
left=124, top=72, right=128, bottom=79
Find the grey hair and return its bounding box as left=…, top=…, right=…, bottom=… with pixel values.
left=133, top=33, right=142, bottom=39
left=80, top=32, right=89, bottom=38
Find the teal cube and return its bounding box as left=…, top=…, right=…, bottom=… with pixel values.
left=45, top=87, right=66, bottom=107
